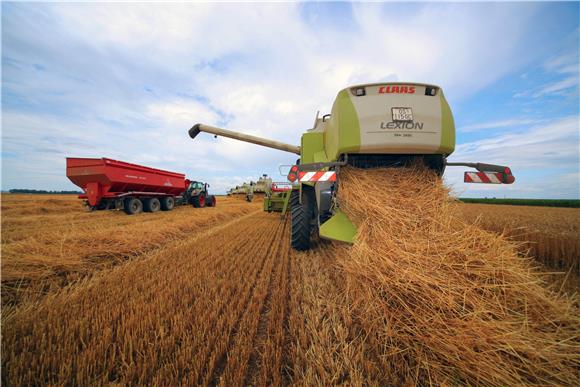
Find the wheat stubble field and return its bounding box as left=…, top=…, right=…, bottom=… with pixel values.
left=2, top=171, right=579, bottom=385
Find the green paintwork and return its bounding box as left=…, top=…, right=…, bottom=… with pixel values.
left=319, top=209, right=357, bottom=243
left=301, top=132, right=325, bottom=164
left=264, top=188, right=295, bottom=219
left=313, top=150, right=328, bottom=163
left=438, top=91, right=455, bottom=155
left=280, top=189, right=294, bottom=218
left=325, top=90, right=361, bottom=161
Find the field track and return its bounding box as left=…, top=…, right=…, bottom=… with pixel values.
left=4, top=207, right=288, bottom=384
left=2, top=193, right=579, bottom=385
left=2, top=197, right=352, bottom=385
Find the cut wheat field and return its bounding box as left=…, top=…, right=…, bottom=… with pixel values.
left=455, top=203, right=580, bottom=272
left=2, top=182, right=579, bottom=385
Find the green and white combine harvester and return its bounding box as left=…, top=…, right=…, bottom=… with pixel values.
left=263, top=182, right=297, bottom=216
left=189, top=82, right=515, bottom=251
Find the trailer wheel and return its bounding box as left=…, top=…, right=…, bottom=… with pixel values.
left=160, top=197, right=175, bottom=211
left=124, top=198, right=143, bottom=215
left=192, top=194, right=206, bottom=208
left=143, top=198, right=160, bottom=213
left=291, top=187, right=315, bottom=251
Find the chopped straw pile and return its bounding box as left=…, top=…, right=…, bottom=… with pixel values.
left=336, top=166, right=579, bottom=385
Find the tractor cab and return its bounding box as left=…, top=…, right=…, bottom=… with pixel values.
left=185, top=181, right=216, bottom=208
left=188, top=181, right=207, bottom=195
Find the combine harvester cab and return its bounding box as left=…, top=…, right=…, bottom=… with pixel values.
left=189, top=82, right=515, bottom=250
left=66, top=158, right=215, bottom=214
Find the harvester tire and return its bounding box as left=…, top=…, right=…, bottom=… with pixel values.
left=124, top=198, right=143, bottom=215
left=143, top=198, right=160, bottom=213
left=291, top=188, right=314, bottom=251
left=160, top=196, right=175, bottom=211
left=289, top=189, right=300, bottom=209
left=192, top=194, right=206, bottom=208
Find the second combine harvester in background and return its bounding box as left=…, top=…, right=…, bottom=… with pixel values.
left=189, top=82, right=515, bottom=250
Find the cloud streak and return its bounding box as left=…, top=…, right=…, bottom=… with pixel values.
left=460, top=119, right=542, bottom=133
left=446, top=116, right=579, bottom=198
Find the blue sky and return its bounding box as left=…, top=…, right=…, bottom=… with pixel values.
left=2, top=2, right=579, bottom=197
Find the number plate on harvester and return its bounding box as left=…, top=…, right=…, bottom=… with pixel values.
left=391, top=107, right=413, bottom=122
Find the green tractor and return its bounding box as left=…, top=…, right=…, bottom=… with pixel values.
left=189, top=82, right=515, bottom=250
left=186, top=181, right=216, bottom=208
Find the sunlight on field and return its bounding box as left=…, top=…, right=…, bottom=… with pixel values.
left=1, top=194, right=258, bottom=307
left=455, top=203, right=580, bottom=273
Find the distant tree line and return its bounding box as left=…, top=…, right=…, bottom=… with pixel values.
left=8, top=189, right=82, bottom=195
left=459, top=197, right=580, bottom=208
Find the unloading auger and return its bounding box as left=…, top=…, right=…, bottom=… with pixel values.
left=189, top=82, right=515, bottom=251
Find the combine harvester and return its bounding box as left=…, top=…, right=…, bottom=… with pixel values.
left=263, top=182, right=296, bottom=216
left=66, top=158, right=216, bottom=215
left=227, top=174, right=272, bottom=202
left=189, top=82, right=515, bottom=250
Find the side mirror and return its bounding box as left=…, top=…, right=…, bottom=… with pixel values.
left=279, top=165, right=292, bottom=176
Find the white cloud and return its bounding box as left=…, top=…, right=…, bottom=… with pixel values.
left=446, top=116, right=580, bottom=198
left=532, top=76, right=578, bottom=97
left=544, top=51, right=579, bottom=74
left=515, top=50, right=579, bottom=99
left=2, top=2, right=577, bottom=197
left=460, top=118, right=542, bottom=133
left=146, top=100, right=221, bottom=128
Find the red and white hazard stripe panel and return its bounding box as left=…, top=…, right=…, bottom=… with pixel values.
left=298, top=171, right=337, bottom=182
left=464, top=172, right=505, bottom=184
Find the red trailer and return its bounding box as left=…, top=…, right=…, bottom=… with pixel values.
left=66, top=158, right=215, bottom=214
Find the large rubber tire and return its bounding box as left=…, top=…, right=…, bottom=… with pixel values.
left=291, top=187, right=315, bottom=251
left=289, top=189, right=300, bottom=209
left=192, top=193, right=206, bottom=208
left=205, top=195, right=216, bottom=207
left=124, top=197, right=143, bottom=215
left=160, top=196, right=175, bottom=211
left=143, top=198, right=160, bottom=213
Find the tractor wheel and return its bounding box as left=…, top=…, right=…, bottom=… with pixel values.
left=206, top=195, right=216, bottom=207
left=124, top=197, right=143, bottom=215
left=291, top=187, right=315, bottom=251
left=143, top=198, right=160, bottom=213
left=160, top=196, right=175, bottom=211
left=192, top=194, right=206, bottom=208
